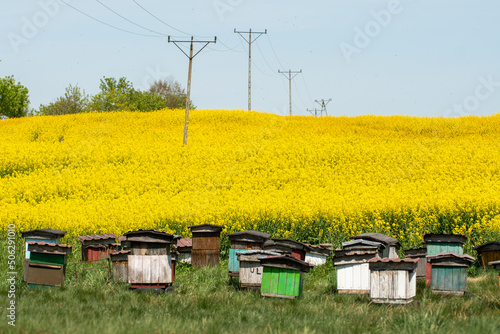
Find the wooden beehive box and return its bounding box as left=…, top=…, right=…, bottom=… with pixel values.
left=304, top=244, right=332, bottom=266
left=173, top=238, right=192, bottom=264
left=424, top=233, right=466, bottom=286
left=236, top=250, right=280, bottom=290
left=271, top=238, right=308, bottom=261
left=427, top=252, right=475, bottom=295
left=404, top=247, right=427, bottom=279
left=122, top=230, right=174, bottom=288
left=474, top=242, right=500, bottom=269
left=260, top=255, right=311, bottom=299
left=227, top=230, right=271, bottom=277
left=188, top=224, right=224, bottom=267
left=20, top=229, right=67, bottom=282
left=369, top=258, right=419, bottom=304
left=110, top=250, right=130, bottom=283
left=77, top=234, right=118, bottom=261
left=26, top=241, right=72, bottom=288
left=333, top=239, right=383, bottom=294
left=350, top=233, right=401, bottom=259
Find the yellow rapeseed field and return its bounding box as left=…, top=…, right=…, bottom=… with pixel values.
left=1, top=109, right=499, bottom=250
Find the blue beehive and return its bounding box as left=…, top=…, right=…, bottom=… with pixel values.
left=427, top=252, right=475, bottom=295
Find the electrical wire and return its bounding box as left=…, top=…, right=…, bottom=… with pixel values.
left=95, top=0, right=167, bottom=36
left=266, top=34, right=285, bottom=70
left=131, top=0, right=191, bottom=36
left=58, top=0, right=165, bottom=37
left=301, top=72, right=314, bottom=105
left=293, top=79, right=309, bottom=109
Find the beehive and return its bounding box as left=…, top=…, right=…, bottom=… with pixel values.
left=20, top=229, right=67, bottom=282
left=236, top=250, right=280, bottom=290
left=271, top=238, right=308, bottom=261
left=260, top=255, right=311, bottom=299
left=427, top=252, right=475, bottom=295
left=474, top=242, right=500, bottom=269
left=404, top=247, right=427, bottom=279
left=110, top=250, right=130, bottom=283
left=77, top=234, right=118, bottom=261
left=424, top=233, right=466, bottom=286
left=304, top=244, right=332, bottom=266
left=350, top=233, right=400, bottom=259
left=189, top=224, right=224, bottom=267
left=122, top=230, right=174, bottom=288
left=227, top=230, right=271, bottom=277
left=369, top=258, right=419, bottom=304
left=26, top=242, right=72, bottom=288
left=333, top=239, right=383, bottom=294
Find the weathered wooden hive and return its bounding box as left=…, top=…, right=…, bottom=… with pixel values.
left=259, top=255, right=311, bottom=299
left=474, top=242, right=500, bottom=269
left=20, top=229, right=67, bottom=282
left=369, top=258, right=419, bottom=304
left=236, top=250, right=280, bottom=290
left=427, top=252, right=475, bottom=295
left=77, top=233, right=118, bottom=261
left=423, top=233, right=466, bottom=286
left=173, top=238, right=192, bottom=264
left=304, top=244, right=332, bottom=266
left=26, top=241, right=72, bottom=288
left=271, top=238, right=308, bottom=261
left=109, top=250, right=130, bottom=283
left=262, top=240, right=293, bottom=255
left=350, top=233, right=401, bottom=259
left=122, top=229, right=174, bottom=289
left=333, top=239, right=383, bottom=294
left=227, top=230, right=271, bottom=277
left=189, top=224, right=224, bottom=267
left=403, top=247, right=427, bottom=280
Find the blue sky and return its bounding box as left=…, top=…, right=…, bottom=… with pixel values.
left=1, top=0, right=499, bottom=117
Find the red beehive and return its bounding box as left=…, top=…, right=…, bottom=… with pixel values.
left=77, top=234, right=118, bottom=261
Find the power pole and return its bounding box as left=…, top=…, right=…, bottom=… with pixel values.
left=315, top=98, right=332, bottom=116
left=278, top=69, right=302, bottom=116
left=168, top=36, right=216, bottom=146
left=234, top=28, right=267, bottom=111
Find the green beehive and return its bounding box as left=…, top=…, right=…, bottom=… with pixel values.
left=427, top=252, right=475, bottom=295
left=259, top=255, right=311, bottom=299
left=26, top=242, right=73, bottom=288
left=424, top=233, right=466, bottom=256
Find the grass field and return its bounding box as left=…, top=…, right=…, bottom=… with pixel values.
left=1, top=238, right=500, bottom=334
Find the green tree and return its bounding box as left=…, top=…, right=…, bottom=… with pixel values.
left=149, top=78, right=195, bottom=109
left=38, top=84, right=89, bottom=115
left=0, top=75, right=30, bottom=118
left=89, top=77, right=136, bottom=112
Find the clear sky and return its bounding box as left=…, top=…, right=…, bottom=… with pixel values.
left=1, top=0, right=499, bottom=117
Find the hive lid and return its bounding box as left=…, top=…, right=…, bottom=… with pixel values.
left=271, top=238, right=307, bottom=250
left=427, top=252, right=475, bottom=266
left=342, top=239, right=383, bottom=249
left=488, top=260, right=500, bottom=270
left=350, top=233, right=400, bottom=247
left=259, top=255, right=311, bottom=272
left=27, top=241, right=73, bottom=255
left=368, top=257, right=419, bottom=270
left=237, top=250, right=280, bottom=261
left=21, top=229, right=67, bottom=239
left=304, top=243, right=332, bottom=256
left=123, top=229, right=174, bottom=243
left=77, top=234, right=117, bottom=243
left=403, top=247, right=427, bottom=257
left=227, top=230, right=271, bottom=241
left=174, top=238, right=192, bottom=249
left=423, top=233, right=467, bottom=245
left=473, top=241, right=500, bottom=252
left=188, top=224, right=224, bottom=233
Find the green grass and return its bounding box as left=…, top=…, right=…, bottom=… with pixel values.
left=1, top=238, right=500, bottom=333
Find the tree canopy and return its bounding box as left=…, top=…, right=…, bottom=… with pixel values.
left=0, top=75, right=30, bottom=118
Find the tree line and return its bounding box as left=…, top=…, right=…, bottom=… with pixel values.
left=0, top=75, right=193, bottom=118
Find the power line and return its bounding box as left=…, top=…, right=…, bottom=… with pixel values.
left=58, top=0, right=165, bottom=37
left=293, top=79, right=308, bottom=110
left=315, top=98, right=332, bottom=116
left=131, top=0, right=191, bottom=36
left=267, top=35, right=285, bottom=70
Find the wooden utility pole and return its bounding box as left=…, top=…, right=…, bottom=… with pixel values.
left=315, top=98, right=332, bottom=116
left=168, top=36, right=216, bottom=146
left=278, top=69, right=302, bottom=116
left=234, top=28, right=267, bottom=111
